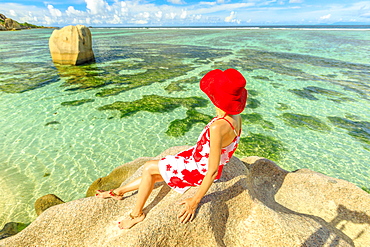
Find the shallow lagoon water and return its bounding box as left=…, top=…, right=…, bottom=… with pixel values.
left=0, top=28, right=369, bottom=227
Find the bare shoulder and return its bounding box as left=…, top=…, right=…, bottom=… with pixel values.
left=209, top=119, right=230, bottom=135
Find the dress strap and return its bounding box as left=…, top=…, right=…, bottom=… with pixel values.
left=216, top=117, right=239, bottom=137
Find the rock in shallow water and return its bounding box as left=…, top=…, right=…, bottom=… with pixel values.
left=0, top=222, right=29, bottom=240
left=34, top=194, right=65, bottom=216
left=0, top=223, right=19, bottom=240
left=49, top=25, right=95, bottom=65
left=1, top=149, right=369, bottom=246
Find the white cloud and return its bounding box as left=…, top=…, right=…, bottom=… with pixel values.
left=44, top=16, right=53, bottom=25
left=199, top=2, right=217, bottom=6
left=180, top=10, right=187, bottom=19
left=1, top=3, right=45, bottom=23
left=92, top=18, right=102, bottom=24
left=192, top=3, right=254, bottom=15
left=155, top=11, right=163, bottom=19
left=0, top=1, right=248, bottom=26
left=139, top=12, right=150, bottom=19
left=167, top=0, right=186, bottom=5
left=109, top=14, right=122, bottom=24
left=357, top=2, right=370, bottom=18
left=9, top=9, right=17, bottom=17
left=224, top=11, right=240, bottom=24
left=134, top=19, right=148, bottom=24
left=48, top=5, right=62, bottom=17
left=319, top=14, right=331, bottom=20
left=166, top=12, right=177, bottom=19
left=9, top=10, right=17, bottom=17
left=2, top=0, right=370, bottom=27
left=115, top=1, right=128, bottom=16
left=224, top=11, right=235, bottom=22
left=262, top=0, right=278, bottom=5
left=66, top=6, right=84, bottom=16
left=85, top=0, right=109, bottom=15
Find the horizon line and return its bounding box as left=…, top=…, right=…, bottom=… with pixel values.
left=81, top=24, right=370, bottom=29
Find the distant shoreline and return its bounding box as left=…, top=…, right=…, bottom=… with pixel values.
left=88, top=25, right=370, bottom=30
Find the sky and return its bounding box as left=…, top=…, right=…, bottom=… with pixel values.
left=1, top=0, right=370, bottom=27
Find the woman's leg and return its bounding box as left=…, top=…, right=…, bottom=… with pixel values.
left=119, top=160, right=164, bottom=229
left=96, top=161, right=163, bottom=200
left=96, top=177, right=142, bottom=200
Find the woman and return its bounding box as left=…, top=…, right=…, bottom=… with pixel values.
left=96, top=68, right=248, bottom=229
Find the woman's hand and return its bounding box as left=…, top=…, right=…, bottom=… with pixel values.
left=178, top=197, right=199, bottom=224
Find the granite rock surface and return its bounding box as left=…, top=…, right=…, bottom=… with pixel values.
left=49, top=25, right=95, bottom=65
left=4, top=18, right=21, bottom=30
left=1, top=147, right=369, bottom=247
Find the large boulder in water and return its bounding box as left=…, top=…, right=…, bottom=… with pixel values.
left=0, top=149, right=369, bottom=246
left=49, top=25, right=95, bottom=65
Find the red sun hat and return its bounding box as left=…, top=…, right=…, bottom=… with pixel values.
left=200, top=68, right=248, bottom=115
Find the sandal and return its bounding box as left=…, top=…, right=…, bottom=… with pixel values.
left=118, top=212, right=146, bottom=229
left=95, top=189, right=123, bottom=200
left=129, top=212, right=144, bottom=219
left=109, top=189, right=119, bottom=197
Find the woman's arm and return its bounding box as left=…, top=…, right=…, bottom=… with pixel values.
left=178, top=122, right=225, bottom=223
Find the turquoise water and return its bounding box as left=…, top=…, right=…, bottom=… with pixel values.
left=0, top=28, right=369, bottom=228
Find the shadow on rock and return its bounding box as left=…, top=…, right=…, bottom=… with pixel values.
left=242, top=157, right=370, bottom=247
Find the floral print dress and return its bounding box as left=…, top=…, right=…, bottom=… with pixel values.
left=158, top=116, right=241, bottom=194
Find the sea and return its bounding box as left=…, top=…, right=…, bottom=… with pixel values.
left=0, top=26, right=369, bottom=228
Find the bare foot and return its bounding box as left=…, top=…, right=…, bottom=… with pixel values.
left=95, top=189, right=123, bottom=200
left=118, top=212, right=146, bottom=229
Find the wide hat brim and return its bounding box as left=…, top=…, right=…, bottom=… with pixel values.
left=200, top=68, right=247, bottom=115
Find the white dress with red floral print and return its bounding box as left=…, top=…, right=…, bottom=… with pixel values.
left=158, top=117, right=241, bottom=194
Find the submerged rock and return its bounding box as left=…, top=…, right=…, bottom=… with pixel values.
left=98, top=95, right=208, bottom=118
left=328, top=116, right=370, bottom=146
left=280, top=112, right=331, bottom=131
left=240, top=113, right=275, bottom=130
left=235, top=133, right=286, bottom=161
left=49, top=25, right=95, bottom=65
left=166, top=110, right=212, bottom=137
left=61, top=98, right=95, bottom=106
left=1, top=149, right=369, bottom=246
left=0, top=222, right=28, bottom=240
left=34, top=194, right=65, bottom=216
